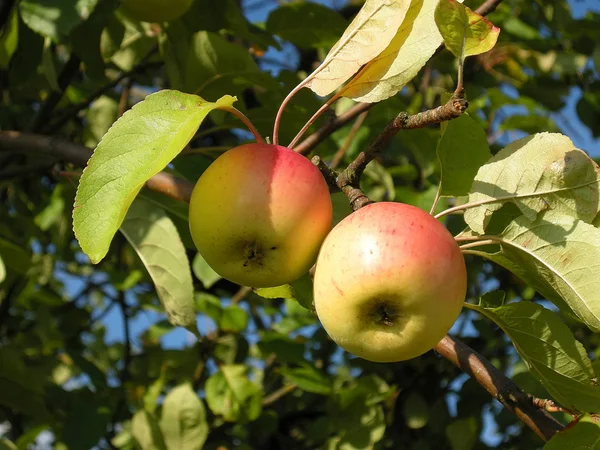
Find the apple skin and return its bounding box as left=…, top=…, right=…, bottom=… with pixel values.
left=189, top=143, right=333, bottom=288
left=313, top=202, right=466, bottom=363
left=120, top=0, right=193, bottom=22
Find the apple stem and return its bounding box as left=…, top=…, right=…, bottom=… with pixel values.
left=273, top=80, right=309, bottom=146
left=288, top=95, right=339, bottom=150
left=221, top=107, right=265, bottom=144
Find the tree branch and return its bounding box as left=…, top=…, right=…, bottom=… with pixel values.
left=434, top=335, right=563, bottom=441
left=0, top=131, right=194, bottom=203
left=474, top=0, right=503, bottom=17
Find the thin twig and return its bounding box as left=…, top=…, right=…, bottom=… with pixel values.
left=330, top=110, right=368, bottom=169
left=231, top=286, right=252, bottom=304
left=474, top=0, right=504, bottom=16
left=295, top=102, right=373, bottom=155
left=459, top=240, right=496, bottom=250
left=262, top=384, right=297, bottom=407
left=434, top=335, right=563, bottom=441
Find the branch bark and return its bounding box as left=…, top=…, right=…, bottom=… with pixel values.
left=0, top=131, right=194, bottom=202
left=434, top=335, right=563, bottom=441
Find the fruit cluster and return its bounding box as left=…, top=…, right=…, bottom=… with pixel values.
left=189, top=144, right=467, bottom=362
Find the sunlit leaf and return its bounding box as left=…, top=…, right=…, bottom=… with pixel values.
left=205, top=365, right=262, bottom=422
left=0, top=8, right=19, bottom=69
left=305, top=0, right=411, bottom=96
left=544, top=415, right=600, bottom=449
left=403, top=392, right=429, bottom=429
left=20, top=0, right=99, bottom=40
left=464, top=133, right=600, bottom=234
left=340, top=0, right=463, bottom=103
left=131, top=410, right=166, bottom=450
left=468, top=301, right=600, bottom=412
left=192, top=252, right=222, bottom=289
left=281, top=365, right=332, bottom=395
left=120, top=197, right=196, bottom=330
left=73, top=90, right=236, bottom=263
left=159, top=384, right=208, bottom=450
left=462, top=211, right=600, bottom=331
left=435, top=0, right=500, bottom=60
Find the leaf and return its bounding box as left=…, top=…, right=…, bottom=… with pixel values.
left=446, top=417, right=477, bottom=450
left=0, top=8, right=18, bottom=69
left=403, top=392, right=429, bottom=429
left=266, top=2, right=348, bottom=49
left=468, top=301, right=600, bottom=413
left=434, top=0, right=500, bottom=60
left=464, top=133, right=600, bottom=234
left=0, top=256, right=5, bottom=284
left=339, top=0, right=463, bottom=103
left=159, top=384, right=208, bottom=450
left=0, top=439, right=17, bottom=450
left=220, top=305, right=249, bottom=333
left=131, top=410, right=167, bottom=450
left=436, top=114, right=492, bottom=196
left=281, top=365, right=332, bottom=395
left=544, top=415, right=600, bottom=449
left=305, top=0, right=412, bottom=97
left=73, top=90, right=236, bottom=263
left=205, top=364, right=262, bottom=422
left=35, top=184, right=65, bottom=230
left=254, top=273, right=314, bottom=310
left=41, top=37, right=59, bottom=91
left=20, top=0, right=98, bottom=40
left=63, top=397, right=111, bottom=450
left=192, top=252, right=221, bottom=289
left=120, top=197, right=196, bottom=330
left=463, top=211, right=600, bottom=331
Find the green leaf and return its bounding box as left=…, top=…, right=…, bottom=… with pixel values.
left=35, top=184, right=65, bottom=230
left=254, top=273, right=314, bottom=310
left=281, top=365, right=332, bottom=395
left=143, top=365, right=166, bottom=413
left=467, top=301, right=600, bottom=413
left=266, top=2, right=347, bottom=49
left=20, top=0, right=98, bottom=40
left=159, top=384, right=208, bottom=450
left=436, top=114, right=492, bottom=196
left=435, top=0, right=500, bottom=60
left=131, top=410, right=167, bottom=450
left=544, top=415, right=600, bottom=449
left=205, top=364, right=262, bottom=422
left=63, top=397, right=111, bottom=450
left=340, top=0, right=462, bottom=103
left=220, top=305, right=249, bottom=333
left=462, top=211, right=600, bottom=332
left=192, top=252, right=221, bottom=289
left=41, top=36, right=59, bottom=91
left=0, top=439, right=17, bottom=450
left=446, top=417, right=477, bottom=450
left=464, top=133, right=600, bottom=234
left=120, top=197, right=196, bottom=330
left=0, top=8, right=18, bottom=69
left=403, top=392, right=429, bottom=429
left=73, top=90, right=236, bottom=263
left=0, top=255, right=5, bottom=284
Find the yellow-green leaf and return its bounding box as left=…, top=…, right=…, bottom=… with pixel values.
left=73, top=90, right=236, bottom=263
left=305, top=0, right=411, bottom=97
left=434, top=0, right=500, bottom=60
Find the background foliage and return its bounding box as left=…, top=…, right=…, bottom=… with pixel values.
left=1, top=0, right=600, bottom=449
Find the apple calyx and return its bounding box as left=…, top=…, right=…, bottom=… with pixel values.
left=372, top=303, right=399, bottom=327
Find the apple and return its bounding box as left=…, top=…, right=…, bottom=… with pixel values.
left=189, top=143, right=333, bottom=288
left=120, top=0, right=194, bottom=23
left=313, top=202, right=466, bottom=363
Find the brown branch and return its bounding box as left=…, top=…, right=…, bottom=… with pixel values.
left=338, top=95, right=468, bottom=189
left=0, top=131, right=194, bottom=203
left=434, top=335, right=563, bottom=441
left=262, top=383, right=297, bottom=407
left=295, top=102, right=373, bottom=155
left=474, top=0, right=503, bottom=16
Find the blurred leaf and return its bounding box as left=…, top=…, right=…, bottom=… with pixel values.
left=464, top=133, right=600, bottom=234
left=159, top=384, right=208, bottom=450
left=35, top=184, right=65, bottom=231
left=192, top=252, right=221, bottom=288
left=0, top=8, right=18, bottom=69
left=257, top=331, right=306, bottom=364
left=220, top=305, right=248, bottom=333
left=305, top=0, right=411, bottom=96
left=437, top=114, right=491, bottom=196
left=73, top=90, right=235, bottom=263
left=462, top=211, right=600, bottom=332
left=131, top=410, right=166, bottom=450
left=468, top=301, right=600, bottom=412
left=144, top=365, right=166, bottom=413
left=120, top=197, right=196, bottom=330
left=0, top=255, right=5, bottom=284
left=20, top=0, right=99, bottom=40
left=205, top=364, right=262, bottom=422
left=446, top=417, right=477, bottom=450
left=266, top=3, right=347, bottom=49
left=83, top=96, right=119, bottom=148
left=0, top=439, right=17, bottom=450
left=281, top=365, right=332, bottom=395
left=254, top=273, right=314, bottom=310
left=577, top=91, right=600, bottom=139
left=341, top=0, right=462, bottom=103
left=435, top=0, right=500, bottom=59
left=403, top=392, right=429, bottom=429
left=499, top=114, right=559, bottom=134
left=544, top=415, right=600, bottom=449
left=41, top=36, right=59, bottom=91
left=63, top=397, right=111, bottom=450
